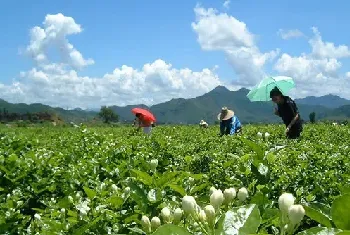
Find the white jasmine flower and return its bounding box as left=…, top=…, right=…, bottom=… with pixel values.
left=210, top=189, right=224, bottom=209
left=278, top=193, right=295, bottom=214
left=182, top=196, right=197, bottom=214
left=237, top=187, right=249, bottom=201
left=288, top=205, right=305, bottom=225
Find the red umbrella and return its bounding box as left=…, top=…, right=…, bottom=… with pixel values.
left=131, top=108, right=156, bottom=122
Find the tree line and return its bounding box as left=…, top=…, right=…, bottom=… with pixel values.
left=0, top=109, right=60, bottom=123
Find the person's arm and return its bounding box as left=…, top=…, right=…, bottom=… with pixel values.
left=220, top=121, right=225, bottom=135
left=287, top=114, right=299, bottom=129
left=286, top=100, right=299, bottom=130
left=274, top=107, right=280, bottom=116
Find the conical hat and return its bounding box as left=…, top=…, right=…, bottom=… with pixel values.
left=217, top=107, right=234, bottom=121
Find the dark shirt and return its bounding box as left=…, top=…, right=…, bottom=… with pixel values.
left=277, top=96, right=302, bottom=128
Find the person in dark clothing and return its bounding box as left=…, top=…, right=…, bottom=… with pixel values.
left=270, top=87, right=303, bottom=139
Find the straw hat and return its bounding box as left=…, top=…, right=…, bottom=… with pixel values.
left=217, top=107, right=234, bottom=121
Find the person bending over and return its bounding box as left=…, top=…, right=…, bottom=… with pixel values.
left=270, top=87, right=303, bottom=139
left=217, top=107, right=242, bottom=136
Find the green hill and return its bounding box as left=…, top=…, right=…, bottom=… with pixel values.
left=110, top=86, right=333, bottom=124
left=0, top=86, right=349, bottom=124
left=0, top=99, right=96, bottom=123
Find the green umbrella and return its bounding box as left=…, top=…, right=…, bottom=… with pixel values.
left=247, top=76, right=295, bottom=101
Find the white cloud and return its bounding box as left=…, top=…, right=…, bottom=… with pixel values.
left=274, top=28, right=350, bottom=99
left=0, top=13, right=225, bottom=108
left=3, top=8, right=350, bottom=110
left=309, top=27, right=350, bottom=59
left=192, top=5, right=279, bottom=86
left=223, top=0, right=230, bottom=9
left=26, top=13, right=94, bottom=70
left=0, top=60, right=221, bottom=109
left=278, top=29, right=304, bottom=40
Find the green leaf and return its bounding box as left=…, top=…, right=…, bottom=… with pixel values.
left=157, top=171, right=180, bottom=188
left=128, top=181, right=149, bottom=211
left=72, top=216, right=103, bottom=235
left=296, top=227, right=345, bottom=235
left=83, top=186, right=96, bottom=200
left=304, top=204, right=332, bottom=227
left=124, top=214, right=139, bottom=224
left=331, top=194, right=350, bottom=229
left=0, top=165, right=10, bottom=175
left=67, top=217, right=78, bottom=224
left=224, top=159, right=236, bottom=168
left=216, top=204, right=261, bottom=235
left=152, top=224, right=191, bottom=235
left=339, top=185, right=350, bottom=195
left=190, top=183, right=208, bottom=194
left=309, top=202, right=331, bottom=217
left=132, top=169, right=153, bottom=186
left=167, top=184, right=186, bottom=196
left=67, top=210, right=78, bottom=217
left=241, top=138, right=265, bottom=161
left=58, top=197, right=70, bottom=209
left=129, top=227, right=146, bottom=234
left=108, top=195, right=124, bottom=208
left=250, top=191, right=268, bottom=206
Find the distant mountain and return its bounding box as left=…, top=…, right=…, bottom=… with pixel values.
left=296, top=95, right=350, bottom=109
left=0, top=99, right=97, bottom=123
left=324, top=105, right=350, bottom=120
left=110, top=86, right=333, bottom=124
left=1, top=86, right=350, bottom=124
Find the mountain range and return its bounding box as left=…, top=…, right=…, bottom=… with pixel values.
left=0, top=86, right=350, bottom=124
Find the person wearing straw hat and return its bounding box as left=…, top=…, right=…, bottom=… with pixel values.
left=217, top=107, right=242, bottom=136
left=199, top=120, right=208, bottom=128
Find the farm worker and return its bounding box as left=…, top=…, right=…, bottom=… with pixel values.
left=199, top=120, right=209, bottom=128
left=270, top=87, right=303, bottom=139
left=133, top=113, right=154, bottom=135
left=217, top=107, right=242, bottom=136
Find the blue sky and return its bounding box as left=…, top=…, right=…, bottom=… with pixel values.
left=1, top=0, right=350, bottom=108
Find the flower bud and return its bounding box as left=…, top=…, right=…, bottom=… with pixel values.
left=204, top=205, right=215, bottom=222
left=111, top=184, right=118, bottom=192
left=278, top=193, right=295, bottom=214
left=265, top=132, right=270, bottom=138
left=210, top=189, right=224, bottom=209
left=182, top=196, right=197, bottom=214
left=209, top=186, right=216, bottom=195
left=173, top=208, right=183, bottom=223
left=150, top=159, right=158, bottom=171
left=124, top=187, right=130, bottom=194
left=224, top=188, right=236, bottom=203
left=61, top=208, right=66, bottom=214
left=34, top=213, right=41, bottom=220
left=151, top=216, right=161, bottom=230
left=141, top=215, right=151, bottom=233
left=161, top=207, right=171, bottom=223
left=199, top=210, right=206, bottom=222
left=123, top=187, right=131, bottom=198
left=237, top=187, right=248, bottom=201
left=288, top=205, right=305, bottom=225
left=257, top=132, right=263, bottom=138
